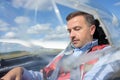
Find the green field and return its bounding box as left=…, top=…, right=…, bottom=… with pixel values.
left=0, top=51, right=30, bottom=59
left=0, top=49, right=63, bottom=59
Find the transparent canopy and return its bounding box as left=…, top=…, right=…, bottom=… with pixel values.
left=0, top=0, right=120, bottom=63
left=0, top=0, right=120, bottom=54
left=0, top=0, right=120, bottom=78
left=0, top=0, right=120, bottom=53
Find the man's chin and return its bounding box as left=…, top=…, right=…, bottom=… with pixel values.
left=73, top=44, right=80, bottom=48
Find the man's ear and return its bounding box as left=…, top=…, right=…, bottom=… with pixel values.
left=90, top=25, right=96, bottom=35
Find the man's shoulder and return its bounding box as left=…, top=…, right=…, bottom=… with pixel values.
left=91, top=44, right=109, bottom=51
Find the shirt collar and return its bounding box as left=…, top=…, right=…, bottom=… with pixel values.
left=73, top=39, right=98, bottom=52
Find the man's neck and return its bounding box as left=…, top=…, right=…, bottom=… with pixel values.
left=75, top=40, right=98, bottom=50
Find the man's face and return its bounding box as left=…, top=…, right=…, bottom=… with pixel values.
left=67, top=16, right=95, bottom=48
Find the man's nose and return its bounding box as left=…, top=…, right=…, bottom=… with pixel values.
left=70, top=30, right=75, bottom=38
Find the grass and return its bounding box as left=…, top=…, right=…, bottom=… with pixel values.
left=0, top=49, right=63, bottom=59
left=0, top=51, right=30, bottom=59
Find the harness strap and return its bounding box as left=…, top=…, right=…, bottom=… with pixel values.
left=80, top=59, right=98, bottom=80
left=80, top=44, right=107, bottom=80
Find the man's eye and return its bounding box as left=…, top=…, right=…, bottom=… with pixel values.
left=68, top=30, right=71, bottom=33
left=74, top=27, right=81, bottom=31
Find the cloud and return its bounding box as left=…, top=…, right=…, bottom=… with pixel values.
left=0, top=19, right=9, bottom=31
left=30, top=40, right=69, bottom=49
left=0, top=39, right=68, bottom=49
left=27, top=24, right=51, bottom=34
left=114, top=2, right=120, bottom=6
left=79, top=0, right=90, bottom=3
left=12, top=0, right=53, bottom=11
left=14, top=16, right=30, bottom=24
left=56, top=25, right=68, bottom=33
left=27, top=23, right=69, bottom=41
left=0, top=39, right=32, bottom=47
left=44, top=33, right=67, bottom=41
left=56, top=0, right=90, bottom=5
left=10, top=27, right=18, bottom=31
left=43, top=25, right=69, bottom=41
left=112, top=13, right=119, bottom=26
left=2, top=32, right=16, bottom=39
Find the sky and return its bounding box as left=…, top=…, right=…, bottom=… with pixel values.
left=96, top=0, right=120, bottom=20
left=0, top=0, right=120, bottom=52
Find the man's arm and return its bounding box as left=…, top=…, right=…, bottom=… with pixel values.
left=1, top=67, right=23, bottom=80
left=1, top=67, right=43, bottom=80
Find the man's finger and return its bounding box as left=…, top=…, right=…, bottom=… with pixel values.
left=16, top=76, right=22, bottom=80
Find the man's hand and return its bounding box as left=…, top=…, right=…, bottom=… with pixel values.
left=1, top=67, right=23, bottom=80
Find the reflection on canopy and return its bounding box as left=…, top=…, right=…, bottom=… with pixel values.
left=55, top=0, right=120, bottom=47
left=0, top=0, right=120, bottom=51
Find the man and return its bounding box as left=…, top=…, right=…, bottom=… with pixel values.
left=2, top=11, right=114, bottom=80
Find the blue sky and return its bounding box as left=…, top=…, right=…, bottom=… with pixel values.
left=96, top=0, right=120, bottom=19
left=0, top=0, right=120, bottom=52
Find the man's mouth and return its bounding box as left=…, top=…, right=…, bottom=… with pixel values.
left=72, top=40, right=79, bottom=44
